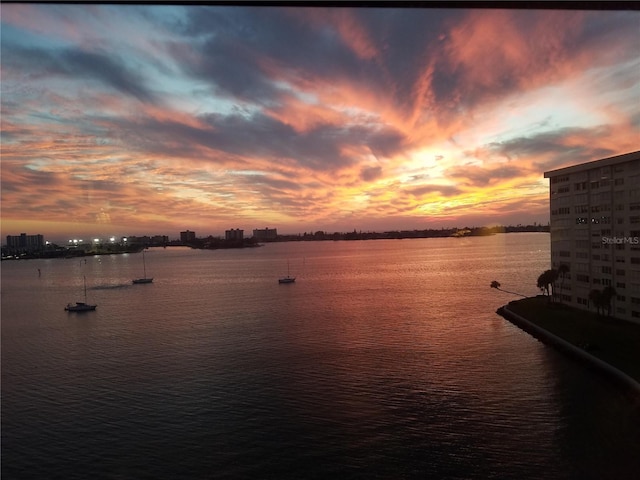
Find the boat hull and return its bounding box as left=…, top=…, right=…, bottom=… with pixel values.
left=65, top=302, right=97, bottom=312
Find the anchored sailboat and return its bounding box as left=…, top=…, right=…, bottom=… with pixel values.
left=132, top=249, right=153, bottom=284
left=65, top=276, right=97, bottom=311
left=278, top=260, right=296, bottom=284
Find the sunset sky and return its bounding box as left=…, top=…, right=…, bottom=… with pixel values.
left=2, top=4, right=639, bottom=241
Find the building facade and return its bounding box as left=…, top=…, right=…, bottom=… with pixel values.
left=225, top=228, right=244, bottom=242
left=5, top=233, right=45, bottom=254
left=253, top=227, right=278, bottom=242
left=180, top=230, right=196, bottom=243
left=544, top=151, right=640, bottom=323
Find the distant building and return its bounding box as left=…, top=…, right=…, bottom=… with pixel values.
left=544, top=150, right=640, bottom=323
left=127, top=235, right=169, bottom=246
left=5, top=233, right=44, bottom=254
left=225, top=228, right=244, bottom=242
left=151, top=235, right=169, bottom=245
left=180, top=230, right=196, bottom=243
left=253, top=227, right=278, bottom=242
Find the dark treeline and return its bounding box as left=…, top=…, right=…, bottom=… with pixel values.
left=275, top=224, right=549, bottom=242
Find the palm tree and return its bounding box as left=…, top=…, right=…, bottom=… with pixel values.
left=490, top=280, right=527, bottom=298
left=557, top=264, right=570, bottom=303
left=537, top=269, right=558, bottom=301
left=601, top=285, right=617, bottom=317
left=589, top=289, right=604, bottom=316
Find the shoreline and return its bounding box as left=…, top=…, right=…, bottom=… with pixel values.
left=497, top=297, right=640, bottom=400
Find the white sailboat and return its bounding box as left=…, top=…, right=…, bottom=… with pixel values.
left=65, top=276, right=97, bottom=311
left=278, top=260, right=296, bottom=284
left=132, top=249, right=153, bottom=284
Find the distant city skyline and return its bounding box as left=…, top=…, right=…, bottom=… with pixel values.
left=5, top=221, right=550, bottom=247
left=2, top=4, right=638, bottom=239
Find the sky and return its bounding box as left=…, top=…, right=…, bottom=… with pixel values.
left=1, top=4, right=639, bottom=242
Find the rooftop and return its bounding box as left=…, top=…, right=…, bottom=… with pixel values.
left=543, top=150, right=640, bottom=178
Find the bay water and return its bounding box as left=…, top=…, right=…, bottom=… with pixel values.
left=2, top=233, right=639, bottom=479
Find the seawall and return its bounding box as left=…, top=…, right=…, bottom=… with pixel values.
left=497, top=304, right=640, bottom=398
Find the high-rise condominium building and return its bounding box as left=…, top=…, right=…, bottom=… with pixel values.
left=180, top=230, right=196, bottom=243
left=253, top=228, right=278, bottom=242
left=5, top=233, right=45, bottom=254
left=225, top=228, right=244, bottom=242
left=544, top=150, right=640, bottom=323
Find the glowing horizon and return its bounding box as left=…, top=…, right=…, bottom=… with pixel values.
left=2, top=5, right=639, bottom=241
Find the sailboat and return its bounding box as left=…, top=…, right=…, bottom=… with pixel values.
left=65, top=276, right=97, bottom=311
left=132, top=249, right=153, bottom=284
left=278, top=260, right=296, bottom=284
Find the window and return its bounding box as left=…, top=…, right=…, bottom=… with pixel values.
left=574, top=205, right=589, bottom=214
left=575, top=263, right=589, bottom=272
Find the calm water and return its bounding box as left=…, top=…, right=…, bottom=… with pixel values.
left=2, top=233, right=639, bottom=479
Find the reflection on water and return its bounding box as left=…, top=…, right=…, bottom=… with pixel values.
left=2, top=234, right=639, bottom=479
